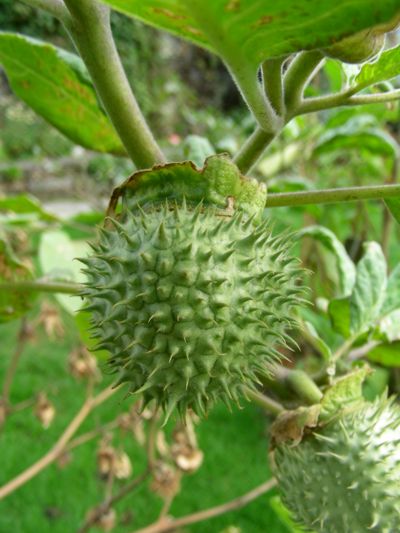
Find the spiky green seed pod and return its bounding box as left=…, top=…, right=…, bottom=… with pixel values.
left=271, top=374, right=400, bottom=533
left=81, top=156, right=304, bottom=418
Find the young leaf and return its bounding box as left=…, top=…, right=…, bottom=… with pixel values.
left=367, top=341, right=400, bottom=367
left=298, top=225, right=356, bottom=296
left=353, top=44, right=400, bottom=91
left=385, top=197, right=400, bottom=226
left=0, top=194, right=57, bottom=222
left=381, top=264, right=400, bottom=316
left=100, top=0, right=400, bottom=67
left=0, top=33, right=125, bottom=155
left=329, top=242, right=387, bottom=338
left=38, top=230, right=88, bottom=314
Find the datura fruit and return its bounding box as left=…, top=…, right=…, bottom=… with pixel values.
left=80, top=156, right=304, bottom=418
left=270, top=370, right=400, bottom=533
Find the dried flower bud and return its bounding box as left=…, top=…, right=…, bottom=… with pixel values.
left=34, top=392, right=55, bottom=429
left=36, top=301, right=64, bottom=339
left=68, top=346, right=99, bottom=381
left=97, top=439, right=116, bottom=480
left=150, top=461, right=181, bottom=499
left=85, top=507, right=116, bottom=532
left=114, top=450, right=132, bottom=480
left=171, top=418, right=203, bottom=473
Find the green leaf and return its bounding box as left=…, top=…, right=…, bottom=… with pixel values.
left=298, top=225, right=356, bottom=296
left=329, top=242, right=387, bottom=337
left=38, top=230, right=88, bottom=314
left=367, top=341, right=400, bottom=367
left=315, top=116, right=399, bottom=158
left=378, top=309, right=400, bottom=342
left=381, top=264, right=400, bottom=316
left=354, top=44, right=400, bottom=91
left=0, top=33, right=125, bottom=155
left=303, top=320, right=332, bottom=361
left=100, top=0, right=400, bottom=69
left=182, top=135, right=215, bottom=167
left=385, top=197, right=400, bottom=226
left=0, top=194, right=57, bottom=222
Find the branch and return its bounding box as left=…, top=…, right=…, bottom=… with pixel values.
left=1, top=319, right=29, bottom=412
left=132, top=478, right=277, bottom=533
left=262, top=57, right=287, bottom=117
left=284, top=51, right=325, bottom=112
left=265, top=184, right=400, bottom=208
left=297, top=88, right=400, bottom=116
left=63, top=0, right=165, bottom=169
left=20, top=0, right=71, bottom=23
left=0, top=384, right=118, bottom=500
left=234, top=128, right=278, bottom=174
left=0, top=279, right=82, bottom=294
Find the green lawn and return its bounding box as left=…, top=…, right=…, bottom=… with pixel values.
left=0, top=311, right=287, bottom=533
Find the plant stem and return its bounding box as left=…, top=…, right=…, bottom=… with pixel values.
left=0, top=384, right=118, bottom=500
left=131, top=478, right=277, bottom=533
left=262, top=57, right=286, bottom=116
left=244, top=387, right=284, bottom=416
left=0, top=279, right=82, bottom=294
left=20, top=0, right=71, bottom=23
left=284, top=51, right=325, bottom=112
left=1, top=319, right=29, bottom=412
left=297, top=89, right=400, bottom=116
left=285, top=370, right=323, bottom=405
left=63, top=0, right=165, bottom=169
left=266, top=183, right=400, bottom=207
left=234, top=128, right=277, bottom=173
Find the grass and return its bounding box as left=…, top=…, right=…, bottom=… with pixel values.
left=0, top=307, right=287, bottom=533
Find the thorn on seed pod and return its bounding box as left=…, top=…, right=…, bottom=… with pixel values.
left=34, top=392, right=55, bottom=429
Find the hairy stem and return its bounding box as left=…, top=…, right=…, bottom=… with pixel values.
left=132, top=478, right=277, bottom=533
left=63, top=0, right=165, bottom=169
left=234, top=128, right=277, bottom=173
left=0, top=384, right=118, bottom=500
left=262, top=57, right=287, bottom=116
left=266, top=184, right=400, bottom=207
left=284, top=51, right=325, bottom=113
left=20, top=0, right=71, bottom=22
left=297, top=88, right=400, bottom=116
left=285, top=370, right=323, bottom=405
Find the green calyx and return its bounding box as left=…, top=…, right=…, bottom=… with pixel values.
left=110, top=154, right=267, bottom=221
left=270, top=369, right=400, bottom=532
left=81, top=156, right=304, bottom=419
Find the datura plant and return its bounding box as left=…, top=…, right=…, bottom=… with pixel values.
left=2, top=0, right=400, bottom=531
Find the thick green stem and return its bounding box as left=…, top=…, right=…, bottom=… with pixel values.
left=266, top=184, right=400, bottom=208
left=286, top=370, right=323, bottom=405
left=63, top=0, right=165, bottom=169
left=234, top=128, right=278, bottom=174
left=0, top=280, right=82, bottom=294
left=262, top=57, right=286, bottom=116
left=284, top=51, right=325, bottom=113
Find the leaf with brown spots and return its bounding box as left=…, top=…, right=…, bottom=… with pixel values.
left=0, top=33, right=125, bottom=155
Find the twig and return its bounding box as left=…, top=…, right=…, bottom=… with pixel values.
left=265, top=183, right=400, bottom=207
left=66, top=419, right=120, bottom=452
left=77, top=469, right=149, bottom=533
left=132, top=478, right=277, bottom=533
left=1, top=319, right=29, bottom=412
left=147, top=411, right=159, bottom=470
left=0, top=279, right=82, bottom=294
left=0, top=384, right=118, bottom=500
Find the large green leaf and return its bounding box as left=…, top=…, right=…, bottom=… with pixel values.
left=382, top=264, right=400, bottom=316
left=367, top=341, right=400, bottom=367
left=0, top=33, right=124, bottom=155
left=298, top=225, right=355, bottom=296
left=329, top=242, right=387, bottom=338
left=38, top=230, right=88, bottom=314
left=100, top=0, right=400, bottom=69
left=0, top=194, right=57, bottom=222
left=385, top=197, right=400, bottom=226
left=354, top=45, right=400, bottom=91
